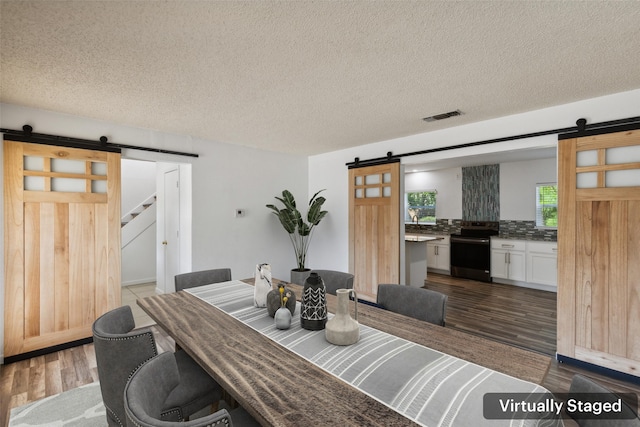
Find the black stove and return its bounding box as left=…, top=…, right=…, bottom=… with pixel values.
left=450, top=221, right=499, bottom=282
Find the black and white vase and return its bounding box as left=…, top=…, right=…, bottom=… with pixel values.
left=300, top=272, right=327, bottom=330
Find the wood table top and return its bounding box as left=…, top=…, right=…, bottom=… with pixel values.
left=138, top=279, right=551, bottom=426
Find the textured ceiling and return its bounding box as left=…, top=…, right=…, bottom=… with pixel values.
left=1, top=1, right=639, bottom=155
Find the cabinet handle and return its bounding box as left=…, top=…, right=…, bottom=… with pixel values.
left=435, top=246, right=439, bottom=255
left=505, top=253, right=508, bottom=264
left=501, top=244, right=515, bottom=248
left=552, top=247, right=558, bottom=252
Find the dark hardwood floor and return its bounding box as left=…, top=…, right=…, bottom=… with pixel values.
left=423, top=273, right=557, bottom=356
left=1, top=275, right=639, bottom=426
left=425, top=273, right=640, bottom=425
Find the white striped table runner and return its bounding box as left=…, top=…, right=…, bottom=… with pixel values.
left=187, top=280, right=562, bottom=427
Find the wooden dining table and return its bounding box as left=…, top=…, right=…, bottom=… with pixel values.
left=137, top=279, right=554, bottom=426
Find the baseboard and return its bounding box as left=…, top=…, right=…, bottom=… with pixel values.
left=427, top=268, right=451, bottom=275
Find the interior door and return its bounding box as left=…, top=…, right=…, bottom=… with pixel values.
left=4, top=141, right=121, bottom=359
left=162, top=168, right=180, bottom=293
left=557, top=129, right=640, bottom=376
left=348, top=162, right=401, bottom=301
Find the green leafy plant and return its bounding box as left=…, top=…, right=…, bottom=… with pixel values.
left=266, top=189, right=328, bottom=271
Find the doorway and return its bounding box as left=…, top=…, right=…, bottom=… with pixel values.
left=120, top=159, right=192, bottom=297
left=161, top=168, right=180, bottom=293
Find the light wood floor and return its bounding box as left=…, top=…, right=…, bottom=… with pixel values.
left=0, top=283, right=160, bottom=427
left=2, top=279, right=639, bottom=426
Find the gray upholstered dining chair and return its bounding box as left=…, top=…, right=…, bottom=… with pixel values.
left=125, top=352, right=260, bottom=427
left=376, top=284, right=448, bottom=326
left=93, top=306, right=222, bottom=426
left=175, top=268, right=232, bottom=292
left=568, top=374, right=640, bottom=426
left=311, top=269, right=354, bottom=295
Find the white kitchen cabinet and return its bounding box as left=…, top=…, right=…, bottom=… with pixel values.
left=491, top=239, right=526, bottom=282
left=427, top=236, right=450, bottom=273
left=526, top=241, right=558, bottom=287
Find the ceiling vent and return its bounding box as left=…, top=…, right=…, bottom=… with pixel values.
left=422, top=110, right=462, bottom=122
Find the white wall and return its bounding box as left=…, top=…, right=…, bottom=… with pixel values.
left=403, top=157, right=558, bottom=222
left=405, top=167, right=463, bottom=220
left=122, top=224, right=157, bottom=285
left=0, top=103, right=308, bottom=361
left=500, top=157, right=557, bottom=221
left=308, top=89, right=640, bottom=273
left=187, top=139, right=308, bottom=280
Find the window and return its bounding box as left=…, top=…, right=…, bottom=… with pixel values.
left=405, top=190, right=437, bottom=224
left=536, top=183, right=558, bottom=228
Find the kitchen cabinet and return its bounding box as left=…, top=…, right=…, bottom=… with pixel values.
left=526, top=241, right=557, bottom=287
left=491, top=239, right=526, bottom=282
left=427, top=235, right=450, bottom=273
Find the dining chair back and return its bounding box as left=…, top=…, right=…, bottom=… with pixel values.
left=175, top=268, right=232, bottom=292
left=376, top=284, right=447, bottom=326
left=568, top=374, right=640, bottom=427
left=124, top=352, right=235, bottom=427
left=311, top=269, right=354, bottom=295
left=93, top=306, right=221, bottom=426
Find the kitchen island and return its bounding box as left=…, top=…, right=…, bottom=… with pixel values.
left=405, top=234, right=443, bottom=287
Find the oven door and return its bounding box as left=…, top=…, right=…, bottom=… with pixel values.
left=450, top=236, right=492, bottom=282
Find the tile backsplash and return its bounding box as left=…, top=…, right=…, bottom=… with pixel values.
left=498, top=220, right=557, bottom=241
left=405, top=219, right=557, bottom=241
left=405, top=218, right=462, bottom=235
left=462, top=164, right=500, bottom=222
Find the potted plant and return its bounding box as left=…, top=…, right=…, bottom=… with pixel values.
left=266, top=189, right=328, bottom=284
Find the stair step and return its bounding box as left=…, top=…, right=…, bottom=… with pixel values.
left=121, top=193, right=157, bottom=229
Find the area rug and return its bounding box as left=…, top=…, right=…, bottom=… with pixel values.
left=9, top=381, right=106, bottom=426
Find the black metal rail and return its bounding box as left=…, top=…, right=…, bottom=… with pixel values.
left=346, top=116, right=640, bottom=169
left=1, top=125, right=199, bottom=158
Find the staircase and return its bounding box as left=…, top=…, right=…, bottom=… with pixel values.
left=122, top=194, right=157, bottom=249
left=122, top=194, right=157, bottom=227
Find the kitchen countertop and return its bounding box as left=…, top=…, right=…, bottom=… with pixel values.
left=404, top=234, right=445, bottom=242
left=404, top=230, right=556, bottom=242
left=494, top=235, right=557, bottom=242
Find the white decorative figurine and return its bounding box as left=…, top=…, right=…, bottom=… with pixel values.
left=253, top=263, right=272, bottom=307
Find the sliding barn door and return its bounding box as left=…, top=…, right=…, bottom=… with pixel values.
left=557, top=129, right=640, bottom=377
left=349, top=162, right=401, bottom=301
left=4, top=141, right=121, bottom=358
